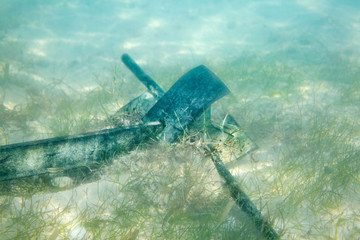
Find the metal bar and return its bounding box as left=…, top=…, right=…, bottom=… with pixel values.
left=205, top=144, right=280, bottom=240
left=0, top=122, right=163, bottom=182
left=121, top=54, right=164, bottom=99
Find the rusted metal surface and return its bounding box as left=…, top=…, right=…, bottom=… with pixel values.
left=0, top=54, right=256, bottom=196
left=144, top=65, right=230, bottom=142
left=0, top=123, right=162, bottom=182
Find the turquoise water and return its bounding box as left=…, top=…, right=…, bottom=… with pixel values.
left=1, top=1, right=359, bottom=85
left=1, top=1, right=360, bottom=239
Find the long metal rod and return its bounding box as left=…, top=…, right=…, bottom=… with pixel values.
left=205, top=144, right=280, bottom=240
left=121, top=54, right=164, bottom=99
left=0, top=123, right=163, bottom=182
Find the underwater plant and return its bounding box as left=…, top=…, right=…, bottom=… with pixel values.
left=1, top=52, right=360, bottom=239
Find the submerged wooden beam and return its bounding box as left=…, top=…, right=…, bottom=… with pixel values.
left=0, top=122, right=162, bottom=182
